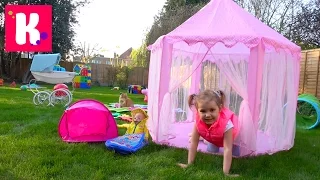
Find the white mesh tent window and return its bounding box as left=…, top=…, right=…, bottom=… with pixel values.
left=201, top=60, right=244, bottom=116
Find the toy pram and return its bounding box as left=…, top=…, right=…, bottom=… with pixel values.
left=29, top=53, right=77, bottom=107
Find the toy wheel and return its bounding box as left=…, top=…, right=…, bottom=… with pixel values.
left=33, top=91, right=51, bottom=106
left=49, top=89, right=72, bottom=107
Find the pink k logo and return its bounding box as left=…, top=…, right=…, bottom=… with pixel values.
left=5, top=5, right=52, bottom=52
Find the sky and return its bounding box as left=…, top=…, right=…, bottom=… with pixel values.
left=74, top=0, right=166, bottom=57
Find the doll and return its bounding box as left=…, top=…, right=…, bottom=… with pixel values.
left=117, top=108, right=149, bottom=140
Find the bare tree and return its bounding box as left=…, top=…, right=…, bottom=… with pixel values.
left=234, top=0, right=302, bottom=34
left=289, top=0, right=320, bottom=49
left=73, top=41, right=102, bottom=63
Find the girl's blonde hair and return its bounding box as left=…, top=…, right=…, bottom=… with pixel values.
left=188, top=89, right=226, bottom=109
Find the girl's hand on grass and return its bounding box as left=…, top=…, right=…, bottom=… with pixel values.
left=177, top=163, right=189, bottom=168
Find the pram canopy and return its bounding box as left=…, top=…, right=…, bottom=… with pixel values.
left=30, top=53, right=76, bottom=84
left=30, top=53, right=61, bottom=72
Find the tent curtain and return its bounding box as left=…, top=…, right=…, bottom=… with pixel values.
left=146, top=48, right=162, bottom=141
left=257, top=51, right=299, bottom=153
left=156, top=43, right=210, bottom=143
left=213, top=52, right=256, bottom=155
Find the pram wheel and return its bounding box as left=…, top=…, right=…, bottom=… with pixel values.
left=33, top=91, right=51, bottom=106
left=49, top=89, right=72, bottom=107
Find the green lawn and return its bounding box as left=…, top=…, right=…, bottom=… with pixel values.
left=0, top=85, right=320, bottom=179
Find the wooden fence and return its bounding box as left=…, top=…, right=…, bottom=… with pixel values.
left=299, top=49, right=320, bottom=98
left=14, top=59, right=149, bottom=87
left=59, top=62, right=149, bottom=86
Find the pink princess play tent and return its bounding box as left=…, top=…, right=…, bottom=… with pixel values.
left=147, top=0, right=301, bottom=157
left=58, top=99, right=118, bottom=142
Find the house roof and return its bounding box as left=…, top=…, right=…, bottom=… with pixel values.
left=119, top=47, right=133, bottom=59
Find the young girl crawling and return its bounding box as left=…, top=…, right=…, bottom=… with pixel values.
left=178, top=89, right=240, bottom=177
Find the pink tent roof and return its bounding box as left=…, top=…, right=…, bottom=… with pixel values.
left=150, top=0, right=300, bottom=54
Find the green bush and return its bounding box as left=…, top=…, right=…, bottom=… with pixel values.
left=115, top=66, right=131, bottom=89
left=116, top=71, right=127, bottom=88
